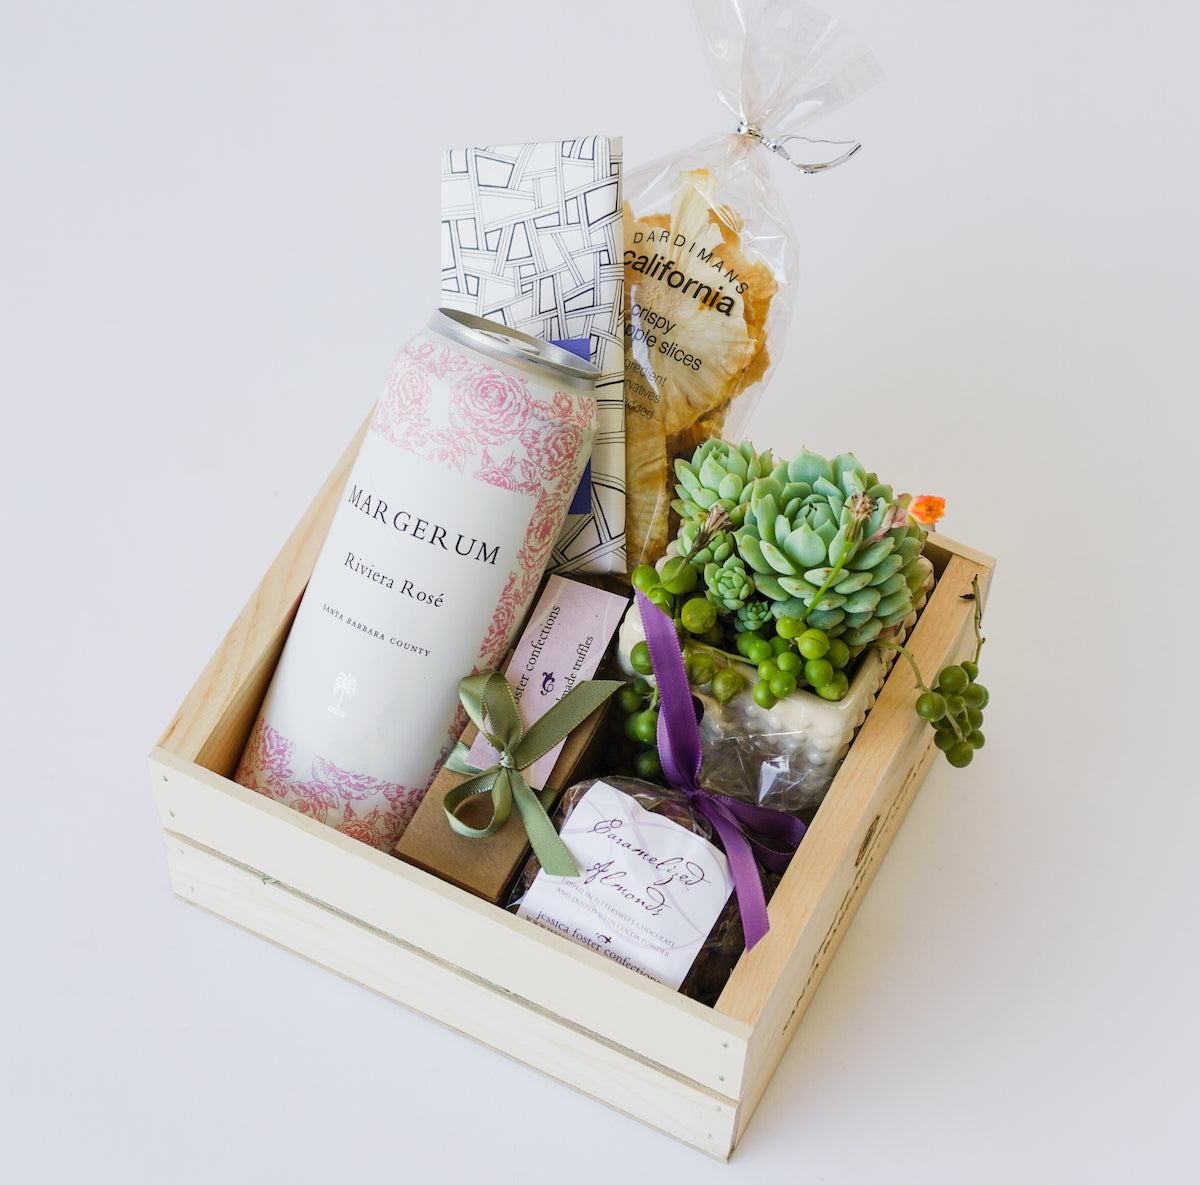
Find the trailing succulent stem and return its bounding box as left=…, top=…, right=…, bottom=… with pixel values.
left=875, top=576, right=989, bottom=768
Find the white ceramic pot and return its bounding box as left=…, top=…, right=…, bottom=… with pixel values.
left=616, top=566, right=933, bottom=816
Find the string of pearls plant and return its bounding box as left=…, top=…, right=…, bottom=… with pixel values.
left=616, top=438, right=985, bottom=777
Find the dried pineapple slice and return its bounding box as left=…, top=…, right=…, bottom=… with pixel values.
left=623, top=168, right=777, bottom=564
left=624, top=393, right=670, bottom=566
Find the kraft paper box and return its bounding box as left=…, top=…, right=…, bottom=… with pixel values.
left=395, top=574, right=628, bottom=902
left=394, top=696, right=610, bottom=904
left=440, top=136, right=626, bottom=575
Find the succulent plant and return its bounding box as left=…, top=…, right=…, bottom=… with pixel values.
left=674, top=513, right=734, bottom=567
left=672, top=438, right=775, bottom=527
left=629, top=438, right=941, bottom=713
left=734, top=449, right=933, bottom=651
left=704, top=554, right=755, bottom=613
left=734, top=599, right=773, bottom=634
left=879, top=576, right=990, bottom=769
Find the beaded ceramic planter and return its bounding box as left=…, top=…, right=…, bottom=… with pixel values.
left=614, top=574, right=933, bottom=815
left=149, top=417, right=994, bottom=1159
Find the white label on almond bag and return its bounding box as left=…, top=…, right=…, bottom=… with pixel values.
left=517, top=781, right=735, bottom=989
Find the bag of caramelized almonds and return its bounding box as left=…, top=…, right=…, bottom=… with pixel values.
left=622, top=0, right=881, bottom=566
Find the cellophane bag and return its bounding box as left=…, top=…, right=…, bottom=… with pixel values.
left=623, top=0, right=881, bottom=566
left=508, top=776, right=778, bottom=1006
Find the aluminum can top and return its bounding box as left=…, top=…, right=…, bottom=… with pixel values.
left=430, top=308, right=600, bottom=394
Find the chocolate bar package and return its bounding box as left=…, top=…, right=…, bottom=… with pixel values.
left=441, top=137, right=626, bottom=575
left=395, top=575, right=627, bottom=901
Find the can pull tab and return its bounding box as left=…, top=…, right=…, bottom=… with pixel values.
left=735, top=121, right=861, bottom=173
left=479, top=329, right=540, bottom=355
left=433, top=309, right=600, bottom=387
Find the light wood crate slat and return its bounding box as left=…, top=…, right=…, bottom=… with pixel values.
left=151, top=749, right=751, bottom=1096
left=164, top=833, right=741, bottom=1159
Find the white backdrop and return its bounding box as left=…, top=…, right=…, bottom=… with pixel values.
left=3, top=1, right=1197, bottom=1180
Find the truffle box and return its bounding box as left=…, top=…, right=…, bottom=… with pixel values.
left=149, top=418, right=995, bottom=1159
left=394, top=568, right=629, bottom=905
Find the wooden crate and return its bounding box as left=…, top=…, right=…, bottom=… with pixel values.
left=149, top=420, right=995, bottom=1159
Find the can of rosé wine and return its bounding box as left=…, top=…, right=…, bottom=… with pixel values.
left=236, top=309, right=600, bottom=849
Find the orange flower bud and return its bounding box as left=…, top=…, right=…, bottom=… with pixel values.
left=909, top=495, right=946, bottom=528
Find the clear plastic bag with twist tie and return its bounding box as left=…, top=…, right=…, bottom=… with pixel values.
left=622, top=0, right=881, bottom=567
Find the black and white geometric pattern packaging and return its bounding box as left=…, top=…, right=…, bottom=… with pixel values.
left=441, top=136, right=625, bottom=575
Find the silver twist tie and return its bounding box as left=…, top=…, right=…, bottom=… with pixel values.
left=735, top=120, right=861, bottom=173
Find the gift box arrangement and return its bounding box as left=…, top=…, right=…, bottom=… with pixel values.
left=150, top=424, right=992, bottom=1156
left=150, top=2, right=996, bottom=1159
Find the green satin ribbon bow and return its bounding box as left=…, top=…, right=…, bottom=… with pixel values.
left=442, top=671, right=622, bottom=877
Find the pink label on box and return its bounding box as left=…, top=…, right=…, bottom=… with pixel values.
left=466, top=576, right=628, bottom=788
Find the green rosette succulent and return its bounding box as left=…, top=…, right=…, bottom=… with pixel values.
left=735, top=449, right=931, bottom=651
left=672, top=438, right=775, bottom=527
left=674, top=514, right=734, bottom=568
left=704, top=554, right=754, bottom=613
left=734, top=599, right=774, bottom=634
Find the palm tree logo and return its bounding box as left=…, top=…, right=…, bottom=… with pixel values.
left=328, top=672, right=357, bottom=717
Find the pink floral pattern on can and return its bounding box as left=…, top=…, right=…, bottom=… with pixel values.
left=448, top=363, right=531, bottom=444
left=370, top=335, right=597, bottom=676
left=237, top=718, right=423, bottom=841
left=237, top=325, right=597, bottom=852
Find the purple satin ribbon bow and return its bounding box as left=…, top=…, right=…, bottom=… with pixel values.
left=636, top=592, right=807, bottom=949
